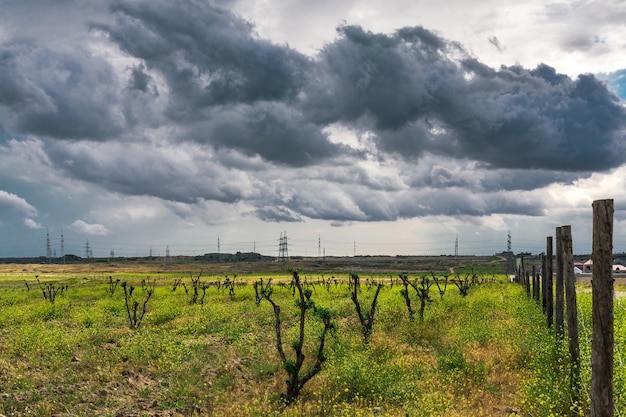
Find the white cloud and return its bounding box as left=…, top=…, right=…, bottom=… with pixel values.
left=23, top=218, right=43, bottom=229
left=0, top=190, right=38, bottom=216
left=234, top=0, right=626, bottom=76
left=70, top=219, right=110, bottom=236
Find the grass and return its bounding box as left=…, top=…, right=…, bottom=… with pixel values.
left=0, top=266, right=601, bottom=416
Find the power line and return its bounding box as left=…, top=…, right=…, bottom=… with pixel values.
left=1, top=228, right=531, bottom=259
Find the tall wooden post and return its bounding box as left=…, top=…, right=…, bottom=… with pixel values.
left=590, top=199, right=614, bottom=417
left=520, top=255, right=526, bottom=292
left=555, top=227, right=564, bottom=338
left=532, top=265, right=538, bottom=302
left=562, top=225, right=580, bottom=403
left=546, top=236, right=553, bottom=328
left=542, top=253, right=547, bottom=313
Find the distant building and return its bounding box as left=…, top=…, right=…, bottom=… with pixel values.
left=580, top=258, right=626, bottom=273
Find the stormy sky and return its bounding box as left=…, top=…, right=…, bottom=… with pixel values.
left=1, top=0, right=626, bottom=257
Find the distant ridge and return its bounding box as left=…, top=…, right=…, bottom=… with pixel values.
left=0, top=252, right=273, bottom=264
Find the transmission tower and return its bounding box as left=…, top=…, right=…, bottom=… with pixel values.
left=505, top=230, right=515, bottom=275
left=85, top=239, right=91, bottom=259
left=318, top=235, right=321, bottom=257
left=46, top=229, right=51, bottom=261
left=507, top=230, right=512, bottom=252
left=60, top=230, right=65, bottom=264
left=217, top=236, right=220, bottom=254
left=455, top=235, right=458, bottom=257
left=166, top=245, right=170, bottom=262
left=278, top=231, right=289, bottom=260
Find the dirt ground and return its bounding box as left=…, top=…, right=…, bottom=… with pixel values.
left=0, top=254, right=508, bottom=276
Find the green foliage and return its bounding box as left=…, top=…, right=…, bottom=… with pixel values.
left=437, top=347, right=488, bottom=388
left=0, top=269, right=615, bottom=416
left=614, top=296, right=626, bottom=412
left=8, top=322, right=73, bottom=361
left=570, top=293, right=626, bottom=414
left=515, top=289, right=587, bottom=416
left=326, top=342, right=424, bottom=405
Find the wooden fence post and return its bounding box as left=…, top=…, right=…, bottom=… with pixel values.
left=562, top=225, right=580, bottom=401
left=542, top=253, right=547, bottom=313
left=555, top=227, right=564, bottom=338
left=590, top=199, right=614, bottom=417
left=520, top=255, right=526, bottom=290
left=546, top=236, right=553, bottom=328
left=532, top=265, right=538, bottom=303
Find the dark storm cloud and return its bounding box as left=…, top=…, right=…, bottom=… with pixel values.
left=477, top=169, right=584, bottom=192
left=306, top=26, right=626, bottom=171
left=99, top=0, right=308, bottom=110
left=255, top=205, right=303, bottom=223
left=93, top=0, right=342, bottom=166
left=270, top=178, right=545, bottom=223
left=0, top=43, right=124, bottom=140
left=304, top=25, right=449, bottom=130
left=44, top=140, right=262, bottom=204
left=203, top=102, right=343, bottom=166
left=127, top=64, right=155, bottom=93
left=0, top=47, right=54, bottom=111
left=399, top=189, right=545, bottom=218
left=90, top=4, right=626, bottom=172
left=2, top=0, right=625, bottom=226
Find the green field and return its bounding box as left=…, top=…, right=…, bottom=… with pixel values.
left=0, top=264, right=621, bottom=416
